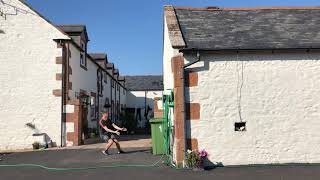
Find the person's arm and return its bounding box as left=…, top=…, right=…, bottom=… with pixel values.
left=112, top=123, right=127, bottom=131
left=99, top=114, right=119, bottom=134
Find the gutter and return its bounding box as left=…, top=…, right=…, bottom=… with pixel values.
left=183, top=51, right=201, bottom=68
left=181, top=47, right=319, bottom=53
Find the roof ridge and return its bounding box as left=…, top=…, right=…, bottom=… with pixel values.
left=174, top=6, right=320, bottom=11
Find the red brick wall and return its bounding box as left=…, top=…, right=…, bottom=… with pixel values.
left=171, top=54, right=186, bottom=167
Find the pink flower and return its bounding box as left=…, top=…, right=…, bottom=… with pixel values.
left=199, top=149, right=208, bottom=158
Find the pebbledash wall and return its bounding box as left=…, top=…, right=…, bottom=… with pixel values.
left=164, top=38, right=320, bottom=165
left=0, top=0, right=69, bottom=150
left=184, top=52, right=320, bottom=165
left=163, top=5, right=320, bottom=166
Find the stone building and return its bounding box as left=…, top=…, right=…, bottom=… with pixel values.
left=163, top=6, right=320, bottom=166
left=0, top=0, right=126, bottom=150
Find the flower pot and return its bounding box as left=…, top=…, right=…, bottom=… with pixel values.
left=32, top=143, right=40, bottom=150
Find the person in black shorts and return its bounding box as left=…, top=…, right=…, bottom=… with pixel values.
left=99, top=109, right=127, bottom=155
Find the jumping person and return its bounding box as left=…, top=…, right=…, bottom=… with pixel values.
left=99, top=108, right=127, bottom=155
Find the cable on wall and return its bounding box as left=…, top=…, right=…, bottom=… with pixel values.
left=236, top=52, right=244, bottom=123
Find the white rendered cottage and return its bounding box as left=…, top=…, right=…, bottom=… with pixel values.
left=0, top=0, right=126, bottom=150
left=163, top=6, right=320, bottom=167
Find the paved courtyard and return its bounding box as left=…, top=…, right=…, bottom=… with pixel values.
left=0, top=135, right=320, bottom=180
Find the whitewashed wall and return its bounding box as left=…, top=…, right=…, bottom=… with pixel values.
left=162, top=18, right=179, bottom=90
left=185, top=52, right=320, bottom=165
left=68, top=44, right=98, bottom=129
left=0, top=0, right=69, bottom=150
left=162, top=17, right=179, bottom=162
left=127, top=90, right=162, bottom=128
left=100, top=72, right=111, bottom=115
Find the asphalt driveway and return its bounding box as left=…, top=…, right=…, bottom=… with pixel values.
left=1, top=147, right=320, bottom=180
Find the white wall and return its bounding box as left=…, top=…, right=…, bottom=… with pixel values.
left=184, top=52, right=320, bottom=165
left=162, top=18, right=179, bottom=90
left=162, top=17, right=180, bottom=161
left=0, top=0, right=69, bottom=150
left=68, top=44, right=98, bottom=129
left=100, top=72, right=111, bottom=116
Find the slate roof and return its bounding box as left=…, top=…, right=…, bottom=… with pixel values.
left=56, top=25, right=86, bottom=33
left=56, top=24, right=89, bottom=41
left=89, top=53, right=107, bottom=60
left=173, top=7, right=320, bottom=50
left=125, top=75, right=163, bottom=91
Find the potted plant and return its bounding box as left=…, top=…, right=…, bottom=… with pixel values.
left=198, top=149, right=208, bottom=169
left=186, top=149, right=209, bottom=171
left=32, top=141, right=40, bottom=150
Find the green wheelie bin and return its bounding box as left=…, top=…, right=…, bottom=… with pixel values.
left=149, top=118, right=165, bottom=155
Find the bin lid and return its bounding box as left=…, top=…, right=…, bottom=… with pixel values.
left=149, top=118, right=163, bottom=123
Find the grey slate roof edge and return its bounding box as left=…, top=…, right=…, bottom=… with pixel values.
left=56, top=24, right=89, bottom=41
left=89, top=53, right=108, bottom=61
left=125, top=75, right=163, bottom=91
left=174, top=6, right=320, bottom=11
left=164, top=5, right=186, bottom=49
left=172, top=6, right=320, bottom=51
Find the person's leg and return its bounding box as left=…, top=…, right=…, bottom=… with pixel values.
left=105, top=139, right=113, bottom=150
left=102, top=138, right=113, bottom=155
left=113, top=138, right=125, bottom=153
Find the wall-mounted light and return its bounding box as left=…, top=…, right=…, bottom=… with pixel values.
left=75, top=92, right=91, bottom=106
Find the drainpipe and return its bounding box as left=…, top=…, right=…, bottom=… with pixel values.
left=114, top=78, right=117, bottom=122
left=58, top=40, right=67, bottom=147
left=110, top=77, right=113, bottom=121
left=181, top=50, right=201, bottom=165
left=118, top=83, right=121, bottom=121
left=96, top=69, right=100, bottom=133
left=183, top=50, right=201, bottom=68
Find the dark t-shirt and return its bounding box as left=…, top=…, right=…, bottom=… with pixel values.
left=101, top=118, right=116, bottom=135
left=102, top=119, right=116, bottom=131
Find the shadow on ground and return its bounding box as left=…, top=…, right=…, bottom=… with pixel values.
left=1, top=148, right=320, bottom=180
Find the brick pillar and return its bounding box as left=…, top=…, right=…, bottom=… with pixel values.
left=171, top=54, right=186, bottom=167
left=65, top=99, right=82, bottom=146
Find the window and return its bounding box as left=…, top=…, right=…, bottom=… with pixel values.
left=104, top=73, right=108, bottom=83
left=235, top=122, right=246, bottom=132
left=117, top=84, right=120, bottom=91
left=123, top=88, right=126, bottom=95
left=81, top=42, right=85, bottom=50
left=104, top=98, right=109, bottom=106
left=90, top=96, right=96, bottom=118
left=80, top=42, right=87, bottom=69
left=111, top=79, right=114, bottom=88
left=97, top=71, right=103, bottom=96
left=80, top=54, right=84, bottom=66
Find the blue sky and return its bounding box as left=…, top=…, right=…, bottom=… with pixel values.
left=25, top=0, right=319, bottom=75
